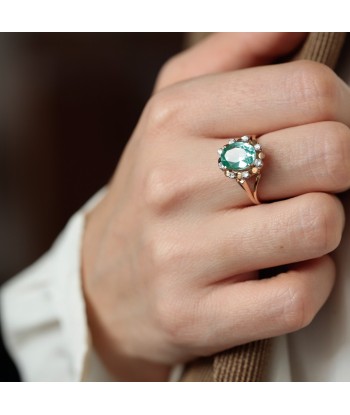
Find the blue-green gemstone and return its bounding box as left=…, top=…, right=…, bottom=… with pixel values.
left=221, top=142, right=256, bottom=171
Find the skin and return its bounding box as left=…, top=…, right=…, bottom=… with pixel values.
left=82, top=33, right=350, bottom=381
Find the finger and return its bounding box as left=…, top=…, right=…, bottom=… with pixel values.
left=258, top=122, right=350, bottom=198
left=199, top=192, right=344, bottom=280
left=196, top=255, right=335, bottom=352
left=155, top=32, right=307, bottom=91
left=210, top=121, right=350, bottom=209
left=159, top=122, right=350, bottom=213
left=151, top=60, right=350, bottom=137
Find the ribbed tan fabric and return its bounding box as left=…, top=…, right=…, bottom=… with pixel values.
left=181, top=339, right=271, bottom=382
left=296, top=32, right=346, bottom=68
left=180, top=32, right=347, bottom=382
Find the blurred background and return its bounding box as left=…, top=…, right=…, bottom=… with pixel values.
left=0, top=33, right=185, bottom=381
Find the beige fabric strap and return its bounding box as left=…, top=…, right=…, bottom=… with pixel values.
left=296, top=32, right=346, bottom=67
left=181, top=339, right=271, bottom=382
left=180, top=32, right=346, bottom=382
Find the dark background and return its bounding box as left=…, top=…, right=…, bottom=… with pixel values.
left=0, top=33, right=184, bottom=381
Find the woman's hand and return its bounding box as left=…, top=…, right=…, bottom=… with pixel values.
left=82, top=33, right=350, bottom=381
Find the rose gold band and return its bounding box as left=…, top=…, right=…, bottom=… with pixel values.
left=237, top=174, right=261, bottom=205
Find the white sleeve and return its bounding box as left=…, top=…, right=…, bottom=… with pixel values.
left=0, top=189, right=112, bottom=381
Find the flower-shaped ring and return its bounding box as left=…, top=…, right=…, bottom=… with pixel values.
left=218, top=135, right=265, bottom=205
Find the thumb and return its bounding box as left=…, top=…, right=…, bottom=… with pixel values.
left=155, top=32, right=307, bottom=91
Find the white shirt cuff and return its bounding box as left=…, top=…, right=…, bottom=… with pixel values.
left=0, top=189, right=107, bottom=381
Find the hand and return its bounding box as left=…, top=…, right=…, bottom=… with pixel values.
left=82, top=33, right=350, bottom=381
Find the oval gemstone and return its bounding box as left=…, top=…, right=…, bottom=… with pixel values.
left=221, top=142, right=256, bottom=171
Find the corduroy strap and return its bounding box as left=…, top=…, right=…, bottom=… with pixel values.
left=296, top=32, right=346, bottom=68
left=180, top=32, right=346, bottom=382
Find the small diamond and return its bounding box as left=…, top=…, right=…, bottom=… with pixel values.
left=242, top=171, right=250, bottom=179
left=241, top=135, right=249, bottom=142
left=218, top=148, right=223, bottom=155
left=218, top=162, right=225, bottom=170
left=228, top=138, right=236, bottom=144
left=254, top=144, right=261, bottom=151
left=254, top=159, right=263, bottom=167
left=225, top=170, right=235, bottom=178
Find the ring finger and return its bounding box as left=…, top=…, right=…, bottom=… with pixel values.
left=176, top=121, right=350, bottom=211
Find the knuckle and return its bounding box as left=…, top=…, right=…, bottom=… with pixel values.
left=154, top=294, right=198, bottom=349
left=299, top=193, right=344, bottom=255
left=143, top=165, right=172, bottom=211
left=280, top=282, right=313, bottom=332
left=322, top=122, right=350, bottom=190
left=148, top=247, right=202, bottom=349
left=292, top=61, right=339, bottom=121
left=149, top=237, right=179, bottom=274
left=145, top=88, right=182, bottom=134
left=145, top=226, right=188, bottom=278
left=143, top=164, right=191, bottom=214
left=156, top=55, right=183, bottom=87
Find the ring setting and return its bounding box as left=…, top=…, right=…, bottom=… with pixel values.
left=218, top=135, right=264, bottom=205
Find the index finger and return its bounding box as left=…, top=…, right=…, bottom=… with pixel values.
left=155, top=32, right=307, bottom=91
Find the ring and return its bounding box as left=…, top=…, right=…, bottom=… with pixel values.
left=218, top=135, right=265, bottom=205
